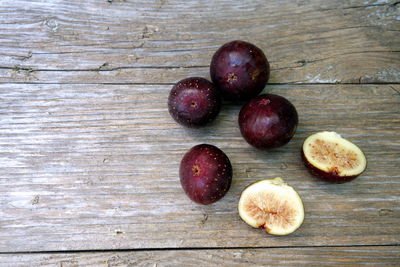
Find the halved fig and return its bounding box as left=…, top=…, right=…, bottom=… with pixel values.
left=302, top=131, right=367, bottom=183
left=238, top=177, right=304, bottom=235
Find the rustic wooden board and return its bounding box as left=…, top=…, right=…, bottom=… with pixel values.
left=0, top=83, right=399, bottom=252
left=0, top=246, right=399, bottom=266
left=0, top=0, right=399, bottom=84
left=1, top=1, right=400, bottom=264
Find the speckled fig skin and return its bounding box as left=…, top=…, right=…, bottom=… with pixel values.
left=301, top=150, right=359, bottom=184
left=179, top=144, right=232, bottom=205
left=238, top=94, right=298, bottom=149
left=210, top=40, right=270, bottom=101
left=168, top=77, right=221, bottom=127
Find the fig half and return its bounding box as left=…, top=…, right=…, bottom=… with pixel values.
left=302, top=131, right=367, bottom=183
left=238, top=177, right=304, bottom=235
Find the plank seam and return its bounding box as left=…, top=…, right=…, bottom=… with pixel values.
left=1, top=244, right=399, bottom=255
left=0, top=82, right=399, bottom=85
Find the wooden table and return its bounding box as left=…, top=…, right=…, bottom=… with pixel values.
left=1, top=0, right=399, bottom=265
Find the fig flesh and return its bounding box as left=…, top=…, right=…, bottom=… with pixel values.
left=238, top=177, right=304, bottom=235
left=302, top=131, right=367, bottom=183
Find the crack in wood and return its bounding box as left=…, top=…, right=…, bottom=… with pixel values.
left=318, top=1, right=400, bottom=11
left=389, top=86, right=400, bottom=95
left=12, top=51, right=33, bottom=61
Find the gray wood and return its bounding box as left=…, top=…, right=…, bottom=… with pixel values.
left=0, top=246, right=399, bottom=266
left=0, top=0, right=399, bottom=84
left=0, top=83, right=399, bottom=252
left=1, top=0, right=400, bottom=264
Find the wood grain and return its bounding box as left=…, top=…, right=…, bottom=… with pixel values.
left=0, top=83, right=399, bottom=252
left=1, top=0, right=400, bottom=263
left=0, top=246, right=399, bottom=266
left=0, top=0, right=399, bottom=84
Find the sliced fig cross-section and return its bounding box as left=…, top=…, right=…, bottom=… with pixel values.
left=238, top=177, right=304, bottom=235
left=302, top=131, right=367, bottom=183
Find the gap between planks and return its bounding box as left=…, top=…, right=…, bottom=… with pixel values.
left=1, top=244, right=399, bottom=255
left=0, top=82, right=400, bottom=85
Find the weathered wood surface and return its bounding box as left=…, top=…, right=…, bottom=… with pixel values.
left=0, top=0, right=399, bottom=84
left=1, top=0, right=400, bottom=265
left=0, top=83, right=399, bottom=252
left=0, top=246, right=399, bottom=266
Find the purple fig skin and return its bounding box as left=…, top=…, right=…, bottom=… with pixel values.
left=301, top=150, right=359, bottom=184
left=168, top=77, right=221, bottom=127
left=238, top=94, right=298, bottom=149
left=179, top=144, right=232, bottom=205
left=210, top=40, right=270, bottom=101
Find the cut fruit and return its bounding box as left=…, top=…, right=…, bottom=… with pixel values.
left=302, top=131, right=367, bottom=183
left=238, top=177, right=304, bottom=235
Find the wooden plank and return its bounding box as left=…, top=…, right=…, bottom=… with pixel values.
left=0, top=246, right=399, bottom=266
left=0, top=83, right=399, bottom=252
left=0, top=0, right=399, bottom=84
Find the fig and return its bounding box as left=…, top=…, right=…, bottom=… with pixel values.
left=210, top=40, right=270, bottom=101
left=168, top=77, right=221, bottom=127
left=238, top=177, right=304, bottom=235
left=179, top=144, right=232, bottom=205
left=238, top=94, right=298, bottom=149
left=302, top=131, right=367, bottom=183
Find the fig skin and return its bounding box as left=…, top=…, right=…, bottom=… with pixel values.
left=179, top=144, right=232, bottom=205
left=210, top=40, right=270, bottom=101
left=238, top=94, right=298, bottom=149
left=168, top=77, right=221, bottom=127
left=301, top=131, right=367, bottom=183
left=301, top=150, right=360, bottom=184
